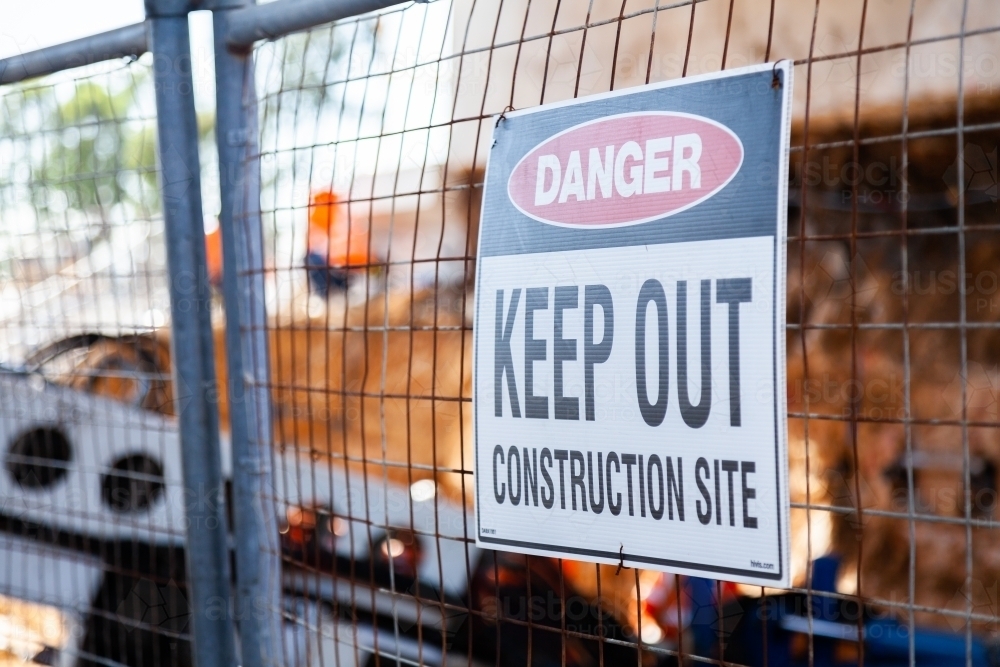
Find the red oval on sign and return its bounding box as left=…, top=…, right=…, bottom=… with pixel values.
left=506, top=112, right=744, bottom=228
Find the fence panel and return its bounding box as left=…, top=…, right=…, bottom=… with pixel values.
left=251, top=0, right=1000, bottom=665
left=0, top=56, right=200, bottom=665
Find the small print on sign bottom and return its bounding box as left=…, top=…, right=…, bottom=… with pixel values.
left=473, top=62, right=792, bottom=588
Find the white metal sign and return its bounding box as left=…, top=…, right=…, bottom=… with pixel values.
left=473, top=63, right=793, bottom=586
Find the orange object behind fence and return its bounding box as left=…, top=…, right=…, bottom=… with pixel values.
left=306, top=190, right=375, bottom=296
left=307, top=190, right=372, bottom=269
left=205, top=224, right=223, bottom=289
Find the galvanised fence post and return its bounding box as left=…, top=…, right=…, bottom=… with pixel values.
left=145, top=0, right=238, bottom=665
left=212, top=0, right=283, bottom=664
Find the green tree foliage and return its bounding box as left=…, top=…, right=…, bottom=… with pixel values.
left=0, top=68, right=159, bottom=226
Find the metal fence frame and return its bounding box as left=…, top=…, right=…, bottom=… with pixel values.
left=0, top=2, right=412, bottom=666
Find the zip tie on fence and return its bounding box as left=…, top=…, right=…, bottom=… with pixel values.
left=772, top=60, right=785, bottom=89
left=495, top=105, right=515, bottom=128
left=615, top=544, right=630, bottom=576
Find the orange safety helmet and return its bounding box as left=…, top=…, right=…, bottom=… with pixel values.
left=307, top=190, right=373, bottom=269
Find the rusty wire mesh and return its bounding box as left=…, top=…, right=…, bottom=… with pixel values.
left=250, top=0, right=1000, bottom=665
left=0, top=55, right=205, bottom=666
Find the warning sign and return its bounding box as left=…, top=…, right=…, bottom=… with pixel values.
left=473, top=62, right=793, bottom=586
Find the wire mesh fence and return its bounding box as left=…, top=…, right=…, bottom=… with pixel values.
left=0, top=58, right=164, bottom=361
left=0, top=0, right=999, bottom=665
left=0, top=56, right=202, bottom=665
left=251, top=0, right=1000, bottom=664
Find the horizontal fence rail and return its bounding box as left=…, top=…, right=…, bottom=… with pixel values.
left=0, top=23, right=149, bottom=85
left=225, top=0, right=419, bottom=49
